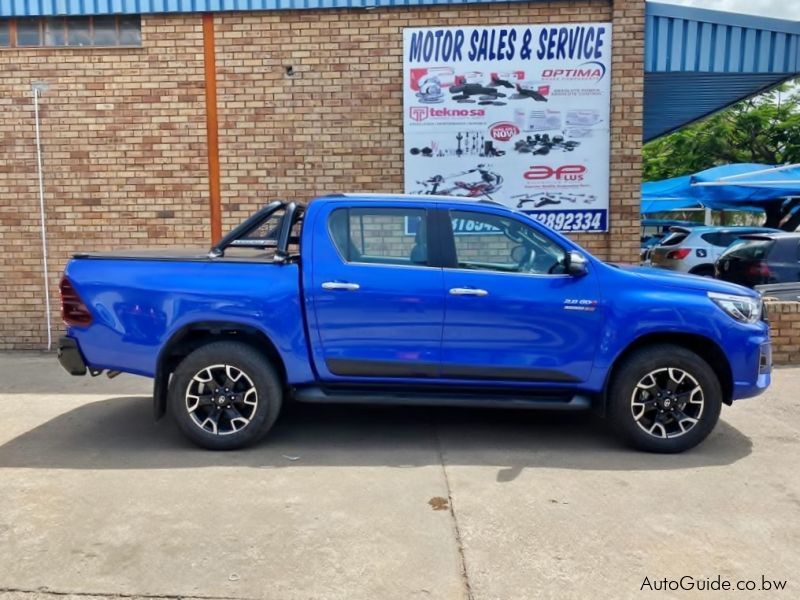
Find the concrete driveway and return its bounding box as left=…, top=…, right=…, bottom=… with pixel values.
left=0, top=353, right=798, bottom=600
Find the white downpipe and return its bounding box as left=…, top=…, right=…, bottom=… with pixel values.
left=33, top=86, right=52, bottom=351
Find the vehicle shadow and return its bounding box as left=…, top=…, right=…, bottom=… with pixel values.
left=0, top=396, right=752, bottom=477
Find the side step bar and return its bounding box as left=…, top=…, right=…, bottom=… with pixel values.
left=293, top=387, right=592, bottom=411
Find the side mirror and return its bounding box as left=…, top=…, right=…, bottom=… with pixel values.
left=566, top=251, right=588, bottom=277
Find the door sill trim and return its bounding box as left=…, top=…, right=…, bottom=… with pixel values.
left=293, top=386, right=592, bottom=411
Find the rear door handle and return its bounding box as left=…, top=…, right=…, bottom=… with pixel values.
left=322, top=281, right=360, bottom=291
left=449, top=287, right=489, bottom=297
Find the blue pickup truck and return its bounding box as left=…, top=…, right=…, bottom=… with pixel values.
left=58, top=194, right=772, bottom=453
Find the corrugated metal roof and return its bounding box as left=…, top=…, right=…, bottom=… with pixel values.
left=1, top=0, right=533, bottom=16
left=644, top=3, right=799, bottom=140
left=646, top=2, right=800, bottom=73
left=644, top=71, right=792, bottom=140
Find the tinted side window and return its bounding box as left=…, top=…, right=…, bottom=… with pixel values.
left=449, top=210, right=566, bottom=275
left=701, top=232, right=722, bottom=246
left=328, top=207, right=428, bottom=267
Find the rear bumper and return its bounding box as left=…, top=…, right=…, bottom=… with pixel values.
left=58, top=336, right=87, bottom=376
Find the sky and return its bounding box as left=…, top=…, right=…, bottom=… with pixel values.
left=659, top=0, right=800, bottom=20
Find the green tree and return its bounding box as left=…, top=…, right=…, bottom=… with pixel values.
left=643, top=80, right=800, bottom=229
left=643, top=81, right=800, bottom=181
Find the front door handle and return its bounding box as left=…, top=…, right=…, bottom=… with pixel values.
left=322, top=281, right=360, bottom=291
left=449, top=287, right=489, bottom=297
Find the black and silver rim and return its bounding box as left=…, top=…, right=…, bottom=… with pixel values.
left=185, top=364, right=258, bottom=436
left=631, top=368, right=704, bottom=439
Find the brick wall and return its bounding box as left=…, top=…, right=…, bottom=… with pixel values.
left=0, top=14, right=210, bottom=349
left=0, top=1, right=645, bottom=350
left=766, top=301, right=800, bottom=366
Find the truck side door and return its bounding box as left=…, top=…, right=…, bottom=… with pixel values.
left=438, top=207, right=603, bottom=384
left=307, top=203, right=445, bottom=381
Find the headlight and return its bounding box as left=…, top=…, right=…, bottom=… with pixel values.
left=708, top=292, right=762, bottom=324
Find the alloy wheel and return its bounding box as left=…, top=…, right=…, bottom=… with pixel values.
left=630, top=368, right=704, bottom=439
left=185, top=364, right=258, bottom=436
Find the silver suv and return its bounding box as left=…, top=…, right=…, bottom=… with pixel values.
left=649, top=226, right=779, bottom=276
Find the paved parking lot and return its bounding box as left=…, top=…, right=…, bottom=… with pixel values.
left=1, top=353, right=798, bottom=600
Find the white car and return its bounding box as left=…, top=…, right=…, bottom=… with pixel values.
left=649, top=226, right=779, bottom=276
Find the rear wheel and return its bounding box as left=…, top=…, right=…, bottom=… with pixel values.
left=168, top=341, right=282, bottom=450
left=609, top=345, right=722, bottom=453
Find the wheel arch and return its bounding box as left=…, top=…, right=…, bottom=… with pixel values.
left=602, top=332, right=733, bottom=414
left=153, top=320, right=288, bottom=420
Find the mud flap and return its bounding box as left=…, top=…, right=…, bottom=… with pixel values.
left=152, top=366, right=169, bottom=421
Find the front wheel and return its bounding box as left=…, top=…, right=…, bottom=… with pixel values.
left=168, top=341, right=283, bottom=450
left=609, top=345, right=722, bottom=453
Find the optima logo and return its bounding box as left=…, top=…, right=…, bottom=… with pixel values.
left=409, top=106, right=486, bottom=122
left=541, top=61, right=607, bottom=82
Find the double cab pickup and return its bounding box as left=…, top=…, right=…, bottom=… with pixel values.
left=58, top=194, right=772, bottom=452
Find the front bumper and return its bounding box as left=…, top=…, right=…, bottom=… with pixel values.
left=58, top=336, right=87, bottom=376
left=732, top=339, right=772, bottom=400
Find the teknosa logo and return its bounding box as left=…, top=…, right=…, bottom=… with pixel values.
left=408, top=106, right=486, bottom=122
left=541, top=61, right=607, bottom=82
left=524, top=165, right=587, bottom=181
left=409, top=107, right=429, bottom=122
left=489, top=122, right=520, bottom=142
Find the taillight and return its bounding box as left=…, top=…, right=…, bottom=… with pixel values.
left=60, top=276, right=93, bottom=327
left=746, top=261, right=771, bottom=280
left=666, top=248, right=691, bottom=260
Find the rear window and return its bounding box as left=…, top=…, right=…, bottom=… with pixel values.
left=328, top=207, right=428, bottom=267
left=723, top=239, right=774, bottom=260
left=658, top=231, right=689, bottom=246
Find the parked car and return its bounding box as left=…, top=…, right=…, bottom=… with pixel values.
left=639, top=233, right=666, bottom=265
left=649, top=226, right=779, bottom=276
left=639, top=219, right=697, bottom=266
left=715, top=232, right=800, bottom=287
left=58, top=194, right=771, bottom=454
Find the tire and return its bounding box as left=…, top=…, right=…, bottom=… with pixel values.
left=608, top=344, right=722, bottom=453
left=168, top=341, right=283, bottom=450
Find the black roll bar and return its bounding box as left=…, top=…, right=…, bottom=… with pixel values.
left=208, top=201, right=284, bottom=258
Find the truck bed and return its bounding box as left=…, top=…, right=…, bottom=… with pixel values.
left=63, top=256, right=313, bottom=382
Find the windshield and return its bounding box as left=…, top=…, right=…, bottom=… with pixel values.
left=721, top=239, right=774, bottom=260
